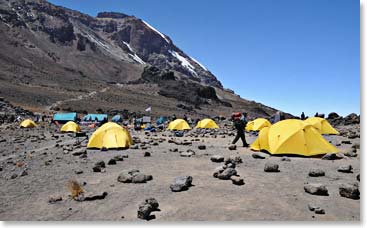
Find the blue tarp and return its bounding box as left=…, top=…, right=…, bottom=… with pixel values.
left=83, top=114, right=108, bottom=122
left=156, top=116, right=167, bottom=125
left=53, top=112, right=77, bottom=122
left=112, top=115, right=122, bottom=123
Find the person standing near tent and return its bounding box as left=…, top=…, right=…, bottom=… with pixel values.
left=231, top=112, right=249, bottom=147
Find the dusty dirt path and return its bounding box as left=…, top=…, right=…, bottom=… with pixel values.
left=45, top=87, right=110, bottom=111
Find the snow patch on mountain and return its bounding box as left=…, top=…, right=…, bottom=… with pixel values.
left=142, top=20, right=170, bottom=43
left=129, top=53, right=145, bottom=64
left=189, top=56, right=208, bottom=71
left=169, top=50, right=197, bottom=76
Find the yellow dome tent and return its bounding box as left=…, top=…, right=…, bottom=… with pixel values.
left=167, top=119, right=191, bottom=130
left=87, top=122, right=133, bottom=149
left=195, top=118, right=219, bottom=129
left=250, top=119, right=338, bottom=156
left=60, top=121, right=81, bottom=133
left=20, top=119, right=37, bottom=128
left=245, top=118, right=271, bottom=131
left=250, top=126, right=270, bottom=152
left=304, top=117, right=339, bottom=135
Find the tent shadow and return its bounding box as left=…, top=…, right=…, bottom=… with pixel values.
left=257, top=149, right=326, bottom=159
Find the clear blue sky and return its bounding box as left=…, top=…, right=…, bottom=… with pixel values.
left=49, top=0, right=360, bottom=117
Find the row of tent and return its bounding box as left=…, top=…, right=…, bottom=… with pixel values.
left=53, top=112, right=114, bottom=123
left=19, top=116, right=341, bottom=157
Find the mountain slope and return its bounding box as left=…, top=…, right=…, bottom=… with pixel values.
left=0, top=0, right=285, bottom=119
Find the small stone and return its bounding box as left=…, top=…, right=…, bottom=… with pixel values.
left=83, top=191, right=108, bottom=201
left=144, top=151, right=151, bottom=157
left=357, top=174, right=360, bottom=181
left=210, top=155, right=224, bottom=163
left=339, top=183, right=360, bottom=199
left=341, top=140, right=352, bottom=144
left=92, top=166, right=101, bottom=172
left=304, top=183, right=328, bottom=196
left=180, top=150, right=195, bottom=157
left=308, top=169, right=325, bottom=177
left=72, top=149, right=86, bottom=156
left=344, top=151, right=357, bottom=157
left=228, top=145, right=236, bottom=150
left=95, top=160, right=106, bottom=168
left=264, top=163, right=279, bottom=172
left=198, top=145, right=206, bottom=150
left=217, top=168, right=237, bottom=180
left=117, top=170, right=132, bottom=183
left=315, top=208, right=325, bottom=214
left=322, top=153, right=341, bottom=160
left=131, top=173, right=149, bottom=183
left=130, top=144, right=139, bottom=149
left=281, top=156, right=291, bottom=162
left=137, top=203, right=153, bottom=220
left=252, top=153, right=266, bottom=159
left=10, top=173, right=18, bottom=179
left=145, top=198, right=159, bottom=210
left=225, top=156, right=242, bottom=165
left=337, top=165, right=353, bottom=173
left=20, top=170, right=28, bottom=177
left=113, top=155, right=124, bottom=161
left=107, top=158, right=117, bottom=165
left=74, top=169, right=83, bottom=174
left=48, top=195, right=62, bottom=204
left=170, top=176, right=193, bottom=192
left=230, top=176, right=244, bottom=185
left=308, top=204, right=317, bottom=211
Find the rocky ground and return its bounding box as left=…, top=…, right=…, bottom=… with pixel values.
left=0, top=122, right=360, bottom=221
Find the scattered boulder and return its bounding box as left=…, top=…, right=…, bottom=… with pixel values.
left=344, top=151, right=357, bottom=157
left=357, top=174, right=360, bottom=182
left=341, top=140, right=352, bottom=145
left=74, top=169, right=83, bottom=174
left=107, top=158, right=117, bottom=165
left=304, top=183, right=328, bottom=196
left=252, top=152, right=267, bottom=159
left=230, top=176, right=244, bottom=185
left=217, top=168, right=237, bottom=180
left=198, top=145, right=206, bottom=150
left=180, top=150, right=195, bottom=157
left=228, top=145, right=236, bottom=150
left=339, top=183, right=359, bottom=200
left=48, top=195, right=62, bottom=204
left=72, top=148, right=86, bottom=156
left=144, top=151, right=151, bottom=157
left=210, top=155, right=224, bottom=163
left=130, top=145, right=139, bottom=149
left=93, top=160, right=106, bottom=172
left=137, top=198, right=160, bottom=220
left=308, top=169, right=325, bottom=177
left=225, top=156, right=242, bottom=165
left=113, top=155, right=124, bottom=161
left=322, top=153, right=342, bottom=160
left=281, top=156, right=291, bottom=162
left=117, top=170, right=152, bottom=183
left=315, top=208, right=325, bottom=214
left=75, top=191, right=108, bottom=201
left=337, top=165, right=353, bottom=173
left=264, top=163, right=279, bottom=172
left=20, top=169, right=28, bottom=177
left=170, top=176, right=193, bottom=192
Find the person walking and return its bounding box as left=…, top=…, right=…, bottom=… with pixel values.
left=231, top=112, right=249, bottom=147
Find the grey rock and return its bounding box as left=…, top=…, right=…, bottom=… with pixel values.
left=337, top=165, right=353, bottom=173
left=137, top=203, right=153, bottom=220
left=230, top=176, right=244, bottom=185
left=95, top=160, right=106, bottom=168
left=210, top=155, right=224, bottom=163
left=357, top=174, right=360, bottom=181
left=225, top=156, right=242, bottom=165
left=228, top=145, right=236, bottom=150
left=252, top=153, right=266, bottom=159
left=170, top=176, right=193, bottom=192
left=10, top=173, right=18, bottom=179
left=217, top=168, right=237, bottom=180
left=264, top=163, right=280, bottom=172
left=180, top=150, right=195, bottom=157
left=131, top=173, right=149, bottom=183
left=74, top=169, right=83, bottom=174
left=322, top=153, right=342, bottom=160
left=339, top=183, right=360, bottom=199
left=72, top=148, right=86, bottom=156
left=48, top=195, right=62, bottom=204
left=83, top=191, right=108, bottom=201
left=198, top=145, right=206, bottom=150
left=281, top=156, right=291, bottom=162
left=145, top=198, right=159, bottom=210
left=344, top=151, right=357, bottom=157
left=20, top=170, right=28, bottom=177
left=308, top=169, right=325, bottom=177
left=130, top=144, right=139, bottom=149
left=315, top=208, right=325, bottom=214
left=144, top=151, right=151, bottom=157
left=113, top=155, right=124, bottom=161
left=107, top=158, right=117, bottom=165
left=304, top=183, right=328, bottom=196
left=117, top=170, right=133, bottom=183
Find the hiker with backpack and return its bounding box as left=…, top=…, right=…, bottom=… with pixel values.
left=231, top=112, right=249, bottom=147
